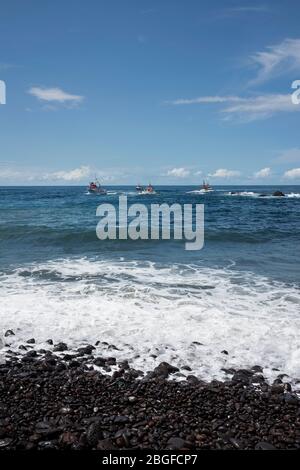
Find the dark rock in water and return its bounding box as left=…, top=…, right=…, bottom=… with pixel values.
left=152, top=362, right=179, bottom=378
left=26, top=338, right=35, bottom=344
left=181, top=365, right=192, bottom=371
left=221, top=350, right=229, bottom=355
left=167, top=437, right=186, bottom=450
left=119, top=360, right=129, bottom=370
left=94, top=357, right=106, bottom=367
left=4, top=330, right=15, bottom=337
left=252, top=365, right=263, bottom=373
left=106, top=357, right=116, bottom=366
left=284, top=383, right=292, bottom=392
left=53, top=342, right=68, bottom=352
left=18, top=345, right=27, bottom=351
left=232, top=369, right=253, bottom=384
left=273, top=190, right=285, bottom=197
left=258, top=194, right=268, bottom=197
left=25, top=350, right=38, bottom=358
left=108, top=344, right=120, bottom=351
left=270, top=384, right=285, bottom=394
left=77, top=345, right=95, bottom=356
left=255, top=441, right=276, bottom=450
left=46, top=339, right=53, bottom=345
left=186, top=375, right=200, bottom=385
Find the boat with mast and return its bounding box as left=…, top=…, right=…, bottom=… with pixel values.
left=87, top=178, right=107, bottom=195
left=199, top=179, right=214, bottom=193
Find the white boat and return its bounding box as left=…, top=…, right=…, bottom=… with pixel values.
left=199, top=180, right=214, bottom=193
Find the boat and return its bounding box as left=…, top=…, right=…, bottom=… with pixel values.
left=199, top=180, right=214, bottom=193
left=87, top=179, right=107, bottom=195
left=138, top=183, right=156, bottom=195
left=136, top=184, right=143, bottom=192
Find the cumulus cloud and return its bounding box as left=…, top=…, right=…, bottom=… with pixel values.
left=167, top=93, right=300, bottom=121
left=254, top=167, right=271, bottom=178
left=28, top=87, right=84, bottom=105
left=249, top=38, right=300, bottom=84
left=44, top=165, right=91, bottom=182
left=283, top=168, right=300, bottom=179
left=209, top=168, right=241, bottom=178
left=166, top=167, right=190, bottom=178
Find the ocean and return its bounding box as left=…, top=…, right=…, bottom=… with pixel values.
left=0, top=185, right=299, bottom=385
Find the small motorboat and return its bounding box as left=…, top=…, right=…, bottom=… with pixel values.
left=199, top=180, right=214, bottom=193
left=136, top=184, right=143, bottom=192
left=87, top=179, right=107, bottom=195
left=138, top=183, right=156, bottom=195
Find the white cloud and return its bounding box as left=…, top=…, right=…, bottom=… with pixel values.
left=254, top=167, right=271, bottom=178
left=283, top=168, right=300, bottom=179
left=167, top=96, right=241, bottom=105
left=209, top=168, right=241, bottom=178
left=28, top=87, right=84, bottom=104
left=44, top=165, right=91, bottom=182
left=227, top=5, right=269, bottom=13
left=166, top=167, right=190, bottom=178
left=168, top=93, right=300, bottom=121
left=249, top=38, right=300, bottom=84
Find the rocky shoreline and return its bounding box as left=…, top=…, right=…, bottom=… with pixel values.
left=0, top=334, right=299, bottom=450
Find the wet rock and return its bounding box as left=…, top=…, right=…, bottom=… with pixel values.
left=283, top=393, right=299, bottom=405
left=255, top=441, right=276, bottom=450
left=26, top=338, right=35, bottom=344
left=46, top=339, right=53, bottom=345
left=93, top=357, right=106, bottom=367
left=273, top=191, right=285, bottom=197
left=97, top=438, right=117, bottom=450
left=4, top=330, right=14, bottom=337
left=270, top=384, right=285, bottom=394
left=106, top=357, right=116, bottom=366
left=86, top=421, right=103, bottom=446
left=231, top=369, right=253, bottom=384
left=77, top=345, right=95, bottom=356
left=114, top=415, right=129, bottom=424
left=0, top=438, right=13, bottom=447
left=181, top=365, right=192, bottom=371
left=152, top=362, right=179, bottom=378
left=53, top=342, right=68, bottom=352
left=221, top=350, right=229, bottom=355
left=167, top=437, right=186, bottom=450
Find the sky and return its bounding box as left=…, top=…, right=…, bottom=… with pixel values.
left=1, top=0, right=300, bottom=185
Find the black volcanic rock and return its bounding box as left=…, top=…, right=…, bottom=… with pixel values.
left=0, top=349, right=299, bottom=450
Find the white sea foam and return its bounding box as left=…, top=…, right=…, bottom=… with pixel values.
left=0, top=258, right=299, bottom=385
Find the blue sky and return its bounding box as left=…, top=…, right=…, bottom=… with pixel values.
left=1, top=0, right=300, bottom=185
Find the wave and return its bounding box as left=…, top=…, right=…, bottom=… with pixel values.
left=1, top=257, right=299, bottom=385
left=226, top=191, right=300, bottom=199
